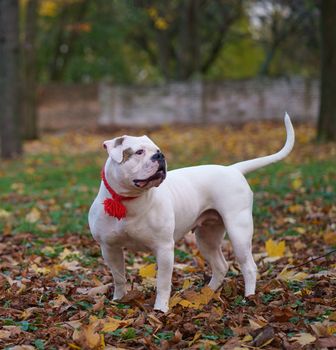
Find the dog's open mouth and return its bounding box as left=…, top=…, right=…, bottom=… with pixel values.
left=133, top=167, right=166, bottom=188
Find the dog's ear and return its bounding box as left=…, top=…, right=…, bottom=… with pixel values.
left=103, top=137, right=125, bottom=163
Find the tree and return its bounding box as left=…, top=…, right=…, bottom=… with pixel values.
left=129, top=0, right=243, bottom=81
left=0, top=0, right=22, bottom=159
left=35, top=0, right=243, bottom=83
left=22, top=0, right=39, bottom=140
left=250, top=0, right=320, bottom=76
left=317, top=0, right=336, bottom=141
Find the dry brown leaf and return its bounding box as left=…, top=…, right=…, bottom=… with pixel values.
left=25, top=207, right=41, bottom=223
left=87, top=283, right=112, bottom=296
left=323, top=231, right=336, bottom=246
left=291, top=332, right=316, bottom=346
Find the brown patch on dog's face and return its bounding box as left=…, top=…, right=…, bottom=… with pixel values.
left=121, top=147, right=134, bottom=163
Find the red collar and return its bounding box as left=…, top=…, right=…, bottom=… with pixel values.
left=101, top=166, right=137, bottom=220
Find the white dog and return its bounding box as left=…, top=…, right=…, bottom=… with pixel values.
left=89, top=114, right=294, bottom=312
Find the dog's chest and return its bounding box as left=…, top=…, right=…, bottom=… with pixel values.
left=93, top=215, right=152, bottom=252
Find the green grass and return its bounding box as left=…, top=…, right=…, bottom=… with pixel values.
left=0, top=150, right=335, bottom=238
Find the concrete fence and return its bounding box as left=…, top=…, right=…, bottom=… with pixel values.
left=98, top=78, right=319, bottom=126
left=38, top=78, right=319, bottom=131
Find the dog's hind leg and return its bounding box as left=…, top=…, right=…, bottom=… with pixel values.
left=195, top=224, right=228, bottom=291
left=223, top=207, right=257, bottom=296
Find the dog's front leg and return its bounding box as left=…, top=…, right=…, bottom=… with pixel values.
left=153, top=243, right=174, bottom=313
left=100, top=244, right=127, bottom=300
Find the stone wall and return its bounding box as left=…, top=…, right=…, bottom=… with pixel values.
left=98, top=78, right=319, bottom=126
left=38, top=78, right=319, bottom=131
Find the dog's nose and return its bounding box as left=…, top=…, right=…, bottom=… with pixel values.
left=151, top=150, right=165, bottom=162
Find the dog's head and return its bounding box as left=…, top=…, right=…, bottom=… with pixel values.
left=103, top=135, right=167, bottom=192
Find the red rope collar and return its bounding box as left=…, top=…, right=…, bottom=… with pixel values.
left=101, top=166, right=137, bottom=220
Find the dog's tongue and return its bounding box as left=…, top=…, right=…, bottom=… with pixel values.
left=134, top=180, right=148, bottom=188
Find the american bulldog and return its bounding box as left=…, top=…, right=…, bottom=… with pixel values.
left=88, top=113, right=295, bottom=312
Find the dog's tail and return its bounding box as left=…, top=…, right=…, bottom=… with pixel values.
left=233, top=113, right=295, bottom=175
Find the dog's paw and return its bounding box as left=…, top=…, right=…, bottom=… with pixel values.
left=112, top=290, right=126, bottom=301
left=154, top=301, right=169, bottom=313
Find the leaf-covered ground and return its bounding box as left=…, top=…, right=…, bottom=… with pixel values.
left=0, top=121, right=335, bottom=350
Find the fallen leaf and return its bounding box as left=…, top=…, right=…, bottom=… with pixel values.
left=277, top=266, right=308, bottom=282
left=101, top=317, right=135, bottom=332
left=139, top=263, right=157, bottom=278
left=0, top=208, right=11, bottom=219
left=291, top=177, right=303, bottom=190
left=87, top=283, right=112, bottom=297
left=30, top=263, right=50, bottom=275
left=73, top=318, right=102, bottom=348
left=0, top=330, right=11, bottom=339
left=178, top=286, right=216, bottom=309
left=323, top=232, right=336, bottom=246
left=50, top=294, right=70, bottom=308
left=182, top=278, right=193, bottom=289
left=25, top=207, right=41, bottom=223
left=291, top=332, right=316, bottom=346
left=265, top=239, right=285, bottom=257
left=252, top=326, right=275, bottom=347
left=317, top=336, right=336, bottom=348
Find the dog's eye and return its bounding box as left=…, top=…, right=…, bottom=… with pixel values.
left=135, top=149, right=144, bottom=155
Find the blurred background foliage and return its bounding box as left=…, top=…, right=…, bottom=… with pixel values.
left=2, top=0, right=335, bottom=159
left=30, top=0, right=320, bottom=84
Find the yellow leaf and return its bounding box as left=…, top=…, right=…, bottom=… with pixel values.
left=82, top=323, right=101, bottom=348
left=102, top=318, right=122, bottom=332
left=0, top=209, right=11, bottom=219
left=179, top=299, right=194, bottom=308
left=197, top=286, right=214, bottom=305
left=179, top=286, right=215, bottom=309
left=25, top=207, right=41, bottom=223
left=288, top=204, right=304, bottom=214
left=139, top=263, right=156, bottom=278
left=278, top=266, right=309, bottom=282
left=39, top=0, right=58, bottom=17
left=155, top=17, right=168, bottom=30
left=188, top=331, right=202, bottom=346
left=265, top=239, right=285, bottom=257
left=147, top=7, right=158, bottom=18
left=101, top=317, right=134, bottom=332
left=329, top=311, right=336, bottom=321
left=327, top=324, right=336, bottom=335
left=30, top=264, right=50, bottom=275
left=291, top=177, right=303, bottom=190
left=169, top=294, right=182, bottom=308
left=291, top=333, right=316, bottom=346
left=182, top=279, right=193, bottom=289
left=11, top=182, right=25, bottom=194
left=41, top=246, right=55, bottom=255
left=242, top=334, right=253, bottom=342
left=59, top=248, right=81, bottom=261
left=295, top=227, right=306, bottom=234
left=50, top=294, right=70, bottom=308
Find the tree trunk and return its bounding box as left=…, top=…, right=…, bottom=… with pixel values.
left=317, top=0, right=336, bottom=141
left=0, top=0, right=22, bottom=159
left=22, top=0, right=38, bottom=140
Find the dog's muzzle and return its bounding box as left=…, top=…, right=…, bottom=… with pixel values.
left=133, top=151, right=167, bottom=188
